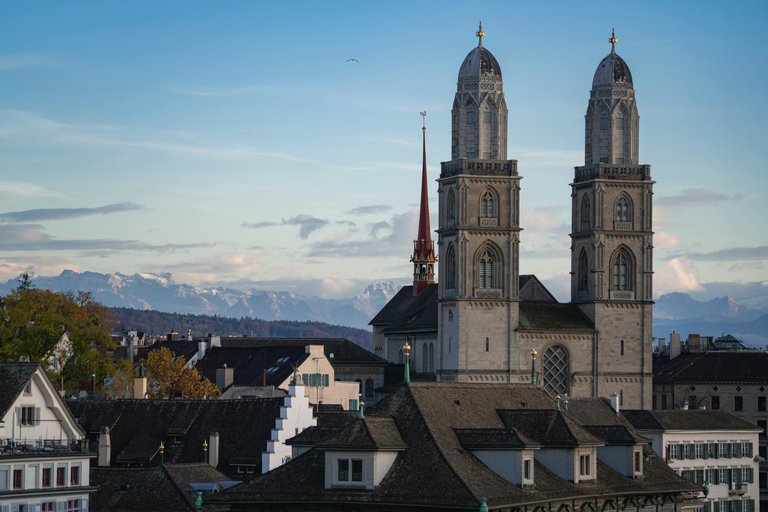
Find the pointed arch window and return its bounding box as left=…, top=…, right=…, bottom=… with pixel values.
left=478, top=251, right=494, bottom=288
left=543, top=345, right=569, bottom=397
left=616, top=195, right=631, bottom=222
left=447, top=189, right=456, bottom=221
left=578, top=252, right=589, bottom=293
left=613, top=251, right=631, bottom=290
left=445, top=246, right=456, bottom=290
left=581, top=195, right=591, bottom=231
left=481, top=191, right=495, bottom=218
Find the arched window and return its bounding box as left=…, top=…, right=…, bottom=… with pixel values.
left=422, top=343, right=428, bottom=372
left=447, top=189, right=456, bottom=220
left=428, top=343, right=435, bottom=373
left=365, top=379, right=374, bottom=398
left=397, top=349, right=403, bottom=364
left=616, top=195, right=631, bottom=222
left=613, top=250, right=632, bottom=290
left=542, top=345, right=569, bottom=397
left=578, top=251, right=589, bottom=293
left=481, top=191, right=495, bottom=218
left=581, top=195, right=591, bottom=231
left=445, top=245, right=456, bottom=290
left=478, top=250, right=494, bottom=288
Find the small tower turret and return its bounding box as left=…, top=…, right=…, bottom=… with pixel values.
left=411, top=112, right=437, bottom=296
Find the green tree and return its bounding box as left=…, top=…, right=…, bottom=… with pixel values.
left=0, top=285, right=116, bottom=394
left=142, top=347, right=221, bottom=399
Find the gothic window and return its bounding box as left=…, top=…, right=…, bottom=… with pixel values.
left=621, top=340, right=625, bottom=356
left=422, top=343, right=428, bottom=372
left=612, top=250, right=633, bottom=291
left=428, top=343, right=435, bottom=373
left=447, top=189, right=456, bottom=220
left=481, top=191, right=495, bottom=218
left=445, top=245, right=456, bottom=290
left=485, top=337, right=489, bottom=352
left=578, top=251, right=589, bottom=293
left=542, top=345, right=569, bottom=397
left=364, top=379, right=374, bottom=398
left=615, top=195, right=631, bottom=222
left=581, top=195, right=591, bottom=231
left=616, top=118, right=624, bottom=130
left=478, top=250, right=494, bottom=288
left=600, top=118, right=609, bottom=130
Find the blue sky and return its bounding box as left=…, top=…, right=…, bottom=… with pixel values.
left=1, top=1, right=766, bottom=301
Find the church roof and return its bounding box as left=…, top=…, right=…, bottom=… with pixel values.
left=518, top=302, right=594, bottom=331
left=592, top=49, right=633, bottom=89
left=459, top=45, right=502, bottom=84
left=369, top=283, right=439, bottom=333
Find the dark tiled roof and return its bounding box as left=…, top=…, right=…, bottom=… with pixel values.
left=212, top=383, right=697, bottom=509
left=151, top=341, right=201, bottom=362
left=653, top=352, right=768, bottom=383
left=519, top=302, right=594, bottom=331
left=89, top=463, right=230, bottom=512
left=455, top=428, right=538, bottom=449
left=566, top=397, right=648, bottom=444
left=369, top=284, right=439, bottom=334
left=219, top=337, right=386, bottom=366
left=497, top=410, right=604, bottom=447
left=519, top=275, right=558, bottom=302
left=318, top=417, right=407, bottom=450
left=195, top=345, right=307, bottom=388
left=0, top=362, right=39, bottom=418
left=68, top=398, right=284, bottom=476
left=622, top=410, right=762, bottom=432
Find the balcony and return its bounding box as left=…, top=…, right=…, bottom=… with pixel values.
left=441, top=159, right=518, bottom=178
left=574, top=164, right=651, bottom=182
left=729, top=484, right=746, bottom=496
left=0, top=438, right=91, bottom=458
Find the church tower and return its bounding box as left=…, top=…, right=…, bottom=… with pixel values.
left=437, top=24, right=522, bottom=382
left=411, top=112, right=437, bottom=296
left=570, top=31, right=654, bottom=408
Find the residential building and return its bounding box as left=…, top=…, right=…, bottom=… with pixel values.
left=623, top=409, right=761, bottom=512
left=372, top=26, right=654, bottom=409
left=0, top=362, right=96, bottom=512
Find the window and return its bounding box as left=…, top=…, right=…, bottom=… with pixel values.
left=616, top=118, right=625, bottom=130
left=19, top=406, right=39, bottom=426
left=695, top=443, right=704, bottom=459
left=712, top=395, right=720, bottom=410
left=743, top=467, right=754, bottom=483
left=364, top=379, right=374, bottom=398
left=720, top=468, right=729, bottom=484
left=481, top=191, right=495, bottom=218
left=709, top=443, right=717, bottom=459
left=428, top=343, right=435, bottom=373
left=542, top=345, right=569, bottom=397
left=302, top=373, right=330, bottom=387
left=13, top=469, right=22, bottom=489
left=720, top=443, right=729, bottom=458
left=579, top=454, right=591, bottom=476
left=735, top=396, right=744, bottom=411
left=467, top=112, right=476, bottom=125
left=757, top=420, right=767, bottom=437
left=485, top=337, right=489, bottom=352
left=600, top=118, right=609, bottom=130
left=523, top=458, right=531, bottom=480
left=683, top=444, right=691, bottom=459
left=348, top=399, right=358, bottom=411
left=732, top=442, right=742, bottom=458
left=613, top=251, right=630, bottom=290
left=445, top=246, right=456, bottom=290
left=661, top=394, right=667, bottom=410
left=578, top=251, right=589, bottom=293
left=42, top=467, right=51, bottom=487
left=422, top=344, right=428, bottom=372
left=57, top=467, right=65, bottom=487
left=581, top=195, right=591, bottom=231
left=668, top=444, right=680, bottom=460
left=634, top=451, right=641, bottom=472
left=616, top=196, right=630, bottom=222
left=600, top=156, right=609, bottom=163
left=42, top=503, right=55, bottom=512
left=478, top=250, right=494, bottom=289
left=760, top=471, right=767, bottom=490
left=758, top=396, right=766, bottom=412
left=621, top=340, right=624, bottom=356
left=689, top=396, right=697, bottom=409
left=70, top=466, right=79, bottom=486
left=67, top=499, right=80, bottom=512
left=447, top=189, right=456, bottom=220
left=337, top=458, right=363, bottom=483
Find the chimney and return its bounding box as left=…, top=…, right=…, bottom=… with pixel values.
left=209, top=432, right=219, bottom=468
left=610, top=393, right=620, bottom=414
left=187, top=329, right=192, bottom=341
left=688, top=334, right=701, bottom=353
left=207, top=333, right=220, bottom=352
left=197, top=339, right=206, bottom=360
left=98, top=427, right=111, bottom=466
left=658, top=337, right=666, bottom=354
left=669, top=332, right=682, bottom=360
left=216, top=365, right=233, bottom=391
left=133, top=375, right=147, bottom=399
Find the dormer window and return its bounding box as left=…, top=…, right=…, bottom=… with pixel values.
left=337, top=458, right=364, bottom=483
left=579, top=453, right=591, bottom=476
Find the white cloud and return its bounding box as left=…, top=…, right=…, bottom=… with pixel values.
left=655, top=257, right=704, bottom=296
left=0, top=181, right=62, bottom=198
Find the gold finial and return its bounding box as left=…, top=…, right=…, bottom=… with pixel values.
left=159, top=441, right=165, bottom=454
left=609, top=28, right=618, bottom=52
left=476, top=22, right=485, bottom=47
left=403, top=342, right=411, bottom=357
left=531, top=348, right=537, bottom=360
left=203, top=439, right=208, bottom=451
left=421, top=111, right=426, bottom=131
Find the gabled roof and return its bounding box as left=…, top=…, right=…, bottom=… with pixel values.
left=195, top=345, right=308, bottom=389
left=519, top=275, right=558, bottom=302
left=369, top=283, right=439, bottom=333
left=68, top=398, right=284, bottom=475
left=317, top=417, right=407, bottom=450
left=212, top=383, right=698, bottom=509
left=219, top=337, right=387, bottom=366
left=497, top=409, right=604, bottom=447
left=454, top=428, right=539, bottom=450
left=0, top=362, right=39, bottom=418
left=654, top=351, right=768, bottom=383
left=622, top=409, right=763, bottom=432
left=89, top=463, right=230, bottom=512
left=566, top=397, right=648, bottom=444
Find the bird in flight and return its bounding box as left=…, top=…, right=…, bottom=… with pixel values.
left=346, top=58, right=359, bottom=63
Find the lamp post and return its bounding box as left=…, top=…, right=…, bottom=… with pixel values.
left=530, top=349, right=537, bottom=386
left=403, top=342, right=411, bottom=385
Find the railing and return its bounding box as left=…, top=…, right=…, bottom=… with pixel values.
left=729, top=484, right=746, bottom=496
left=441, top=159, right=518, bottom=177
left=574, top=164, right=651, bottom=182
left=0, top=438, right=91, bottom=456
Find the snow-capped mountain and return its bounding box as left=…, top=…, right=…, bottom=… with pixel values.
left=0, top=271, right=399, bottom=330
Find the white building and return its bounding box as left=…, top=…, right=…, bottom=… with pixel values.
left=0, top=362, right=95, bottom=512
left=623, top=409, right=761, bottom=512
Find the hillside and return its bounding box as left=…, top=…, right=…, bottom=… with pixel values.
left=110, top=307, right=374, bottom=350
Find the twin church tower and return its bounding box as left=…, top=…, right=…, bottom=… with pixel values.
left=371, top=26, right=654, bottom=409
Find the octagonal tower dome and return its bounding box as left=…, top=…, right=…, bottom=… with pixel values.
left=458, top=44, right=502, bottom=84
left=592, top=31, right=633, bottom=89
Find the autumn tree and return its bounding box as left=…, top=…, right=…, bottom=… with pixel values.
left=0, top=283, right=116, bottom=394
left=141, top=347, right=220, bottom=399
left=105, top=359, right=137, bottom=399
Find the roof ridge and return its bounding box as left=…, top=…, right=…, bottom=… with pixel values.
left=162, top=463, right=200, bottom=510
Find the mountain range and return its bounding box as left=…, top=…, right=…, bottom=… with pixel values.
left=2, top=271, right=766, bottom=348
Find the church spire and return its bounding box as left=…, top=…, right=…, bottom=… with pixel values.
left=411, top=112, right=436, bottom=296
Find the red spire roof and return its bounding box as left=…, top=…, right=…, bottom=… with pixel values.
left=411, top=119, right=436, bottom=296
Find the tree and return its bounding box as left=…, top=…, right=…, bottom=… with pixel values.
left=0, top=282, right=116, bottom=395
left=105, top=359, right=137, bottom=399
left=141, top=347, right=220, bottom=399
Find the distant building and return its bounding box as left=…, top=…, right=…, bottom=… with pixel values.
left=0, top=362, right=96, bottom=512
left=623, top=409, right=761, bottom=512
left=652, top=343, right=768, bottom=511
left=209, top=382, right=699, bottom=511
